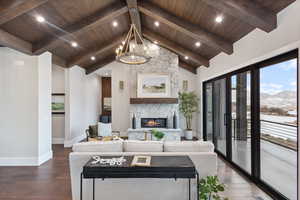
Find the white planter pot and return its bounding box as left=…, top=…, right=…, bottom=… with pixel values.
left=184, top=130, right=193, bottom=140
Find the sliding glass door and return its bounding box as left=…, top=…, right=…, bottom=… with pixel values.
left=231, top=71, right=252, bottom=173
left=213, top=78, right=228, bottom=156
left=203, top=50, right=298, bottom=200
left=259, top=58, right=298, bottom=200
left=204, top=83, right=213, bottom=142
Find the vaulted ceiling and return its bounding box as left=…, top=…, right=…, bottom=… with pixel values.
left=0, top=0, right=296, bottom=74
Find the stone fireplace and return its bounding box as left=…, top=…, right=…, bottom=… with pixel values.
left=126, top=41, right=182, bottom=141
left=141, top=118, right=168, bottom=128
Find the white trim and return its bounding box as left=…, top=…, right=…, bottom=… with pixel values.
left=0, top=157, right=38, bottom=166
left=0, top=150, right=53, bottom=166
left=64, top=134, right=85, bottom=147
left=52, top=137, right=64, bottom=144
left=38, top=150, right=53, bottom=165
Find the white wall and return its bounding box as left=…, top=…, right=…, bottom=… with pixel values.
left=52, top=64, right=65, bottom=144
left=0, top=48, right=52, bottom=166
left=196, top=0, right=300, bottom=197
left=85, top=73, right=102, bottom=127
left=52, top=64, right=65, bottom=93
left=37, top=53, right=52, bottom=163
left=111, top=64, right=130, bottom=133
left=65, top=66, right=101, bottom=147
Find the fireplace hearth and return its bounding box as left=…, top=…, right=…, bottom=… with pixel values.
left=141, top=118, right=167, bottom=128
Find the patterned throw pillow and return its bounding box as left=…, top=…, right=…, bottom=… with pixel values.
left=88, top=125, right=98, bottom=138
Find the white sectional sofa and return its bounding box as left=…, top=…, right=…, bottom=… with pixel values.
left=69, top=140, right=217, bottom=200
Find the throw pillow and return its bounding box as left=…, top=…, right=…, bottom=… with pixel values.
left=88, top=125, right=98, bottom=138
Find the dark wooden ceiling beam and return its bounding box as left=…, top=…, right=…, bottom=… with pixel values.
left=0, top=29, right=32, bottom=54
left=85, top=55, right=115, bottom=75
left=126, top=0, right=142, bottom=35
left=0, top=0, right=48, bottom=25
left=33, top=3, right=128, bottom=55
left=179, top=60, right=197, bottom=74
left=139, top=1, right=233, bottom=55
left=202, top=0, right=277, bottom=33
left=52, top=54, right=67, bottom=68
left=143, top=29, right=209, bottom=67
left=67, top=35, right=125, bottom=67
left=0, top=28, right=67, bottom=67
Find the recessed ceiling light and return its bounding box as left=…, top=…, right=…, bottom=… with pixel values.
left=215, top=15, right=223, bottom=23
left=154, top=41, right=158, bottom=44
left=36, top=16, right=45, bottom=23
left=112, top=21, right=118, bottom=27
left=195, top=42, right=201, bottom=47
left=154, top=21, right=160, bottom=27
left=91, top=56, right=96, bottom=61
left=184, top=56, right=189, bottom=60
left=71, top=41, right=78, bottom=48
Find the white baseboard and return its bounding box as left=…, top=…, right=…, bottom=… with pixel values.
left=64, top=134, right=86, bottom=147
left=0, top=157, right=38, bottom=166
left=0, top=150, right=53, bottom=166
left=52, top=137, right=65, bottom=144
left=38, top=150, right=53, bottom=165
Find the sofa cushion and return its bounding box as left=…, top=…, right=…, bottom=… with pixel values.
left=164, top=141, right=214, bottom=152
left=72, top=141, right=123, bottom=152
left=123, top=140, right=163, bottom=152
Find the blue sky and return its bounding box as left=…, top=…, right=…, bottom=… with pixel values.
left=231, top=58, right=297, bottom=94
left=260, top=58, right=297, bottom=94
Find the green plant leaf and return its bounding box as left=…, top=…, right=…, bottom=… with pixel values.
left=199, top=176, right=229, bottom=200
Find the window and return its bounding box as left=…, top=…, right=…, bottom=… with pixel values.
left=203, top=50, right=298, bottom=200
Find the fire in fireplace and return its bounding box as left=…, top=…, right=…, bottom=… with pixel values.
left=141, top=118, right=167, bottom=128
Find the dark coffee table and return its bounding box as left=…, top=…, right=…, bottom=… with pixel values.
left=80, top=156, right=199, bottom=200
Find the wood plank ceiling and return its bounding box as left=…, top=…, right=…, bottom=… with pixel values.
left=0, top=0, right=296, bottom=74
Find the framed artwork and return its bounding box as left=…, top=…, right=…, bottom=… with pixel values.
left=131, top=155, right=151, bottom=167
left=137, top=73, right=171, bottom=98
left=52, top=93, right=65, bottom=114
left=103, top=97, right=112, bottom=112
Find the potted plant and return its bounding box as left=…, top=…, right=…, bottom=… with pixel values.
left=151, top=129, right=165, bottom=141
left=179, top=92, right=199, bottom=140
left=199, top=176, right=228, bottom=200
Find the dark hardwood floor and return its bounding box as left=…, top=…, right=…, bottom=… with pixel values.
left=0, top=145, right=72, bottom=200
left=0, top=145, right=272, bottom=200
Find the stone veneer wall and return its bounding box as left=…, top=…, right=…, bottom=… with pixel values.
left=129, top=41, right=180, bottom=129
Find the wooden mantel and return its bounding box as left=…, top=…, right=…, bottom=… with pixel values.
left=130, top=98, right=178, bottom=104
